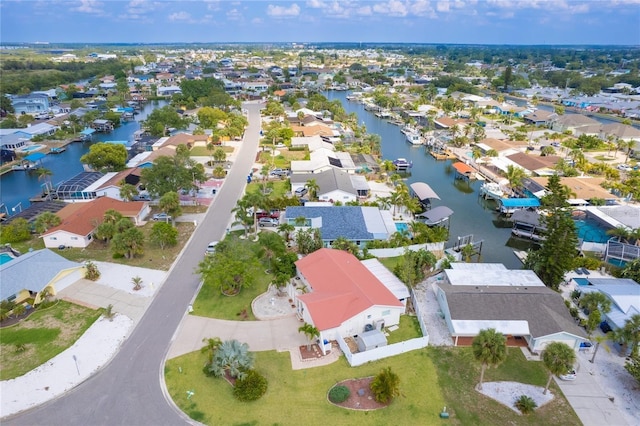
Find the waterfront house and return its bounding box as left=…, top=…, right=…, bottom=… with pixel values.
left=550, top=114, right=600, bottom=133
left=284, top=205, right=395, bottom=248
left=294, top=248, right=405, bottom=354
left=0, top=131, right=28, bottom=150
left=10, top=93, right=51, bottom=115
left=523, top=110, right=558, bottom=126
left=42, top=197, right=150, bottom=249
left=290, top=168, right=369, bottom=204
left=528, top=176, right=618, bottom=204
left=290, top=147, right=358, bottom=175
left=435, top=263, right=588, bottom=353
left=0, top=249, right=85, bottom=304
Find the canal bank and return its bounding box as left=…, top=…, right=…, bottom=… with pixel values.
left=326, top=90, right=528, bottom=269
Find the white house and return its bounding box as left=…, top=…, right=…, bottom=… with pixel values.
left=294, top=249, right=405, bottom=354
left=290, top=168, right=369, bottom=203
left=435, top=263, right=588, bottom=353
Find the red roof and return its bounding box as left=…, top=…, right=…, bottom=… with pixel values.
left=452, top=161, right=474, bottom=175
left=296, top=249, right=403, bottom=331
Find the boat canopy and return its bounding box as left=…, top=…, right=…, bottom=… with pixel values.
left=80, top=128, right=96, bottom=135
left=452, top=162, right=474, bottom=175
left=416, top=205, right=453, bottom=225
left=499, top=198, right=541, bottom=208
left=410, top=182, right=440, bottom=201
left=24, top=152, right=46, bottom=162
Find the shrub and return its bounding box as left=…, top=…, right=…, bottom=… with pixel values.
left=85, top=261, right=101, bottom=281
left=233, top=370, right=268, bottom=401
left=328, top=385, right=351, bottom=403
left=370, top=367, right=401, bottom=404
left=514, top=395, right=537, bottom=414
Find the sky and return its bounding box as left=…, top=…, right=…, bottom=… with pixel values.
left=1, top=0, right=639, bottom=45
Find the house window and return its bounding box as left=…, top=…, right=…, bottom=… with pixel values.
left=71, top=237, right=78, bottom=240
left=382, top=310, right=390, bottom=316
left=50, top=237, right=57, bottom=241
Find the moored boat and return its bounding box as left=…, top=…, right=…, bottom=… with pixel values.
left=405, top=131, right=424, bottom=145
left=393, top=158, right=413, bottom=171
left=49, top=147, right=66, bottom=154
left=479, top=182, right=505, bottom=200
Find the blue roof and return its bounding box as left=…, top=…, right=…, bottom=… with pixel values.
left=285, top=206, right=373, bottom=241
left=25, top=152, right=46, bottom=162
left=499, top=198, right=541, bottom=208
left=80, top=128, right=96, bottom=135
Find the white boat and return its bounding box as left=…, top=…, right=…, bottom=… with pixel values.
left=479, top=182, right=505, bottom=200
left=393, top=158, right=413, bottom=171
left=405, top=131, right=424, bottom=145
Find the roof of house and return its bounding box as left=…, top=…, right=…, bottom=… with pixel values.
left=506, top=152, right=560, bottom=171
left=296, top=249, right=403, bottom=330
left=291, top=168, right=357, bottom=197
left=530, top=176, right=617, bottom=201
left=0, top=249, right=82, bottom=300
left=554, top=114, right=600, bottom=128
left=285, top=206, right=394, bottom=241
left=161, top=133, right=208, bottom=148
left=439, top=281, right=587, bottom=339
left=43, top=197, right=146, bottom=238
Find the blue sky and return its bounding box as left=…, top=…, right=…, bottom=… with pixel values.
left=1, top=1, right=639, bottom=45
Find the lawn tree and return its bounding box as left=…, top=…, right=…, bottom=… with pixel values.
left=298, top=322, right=320, bottom=351
left=621, top=258, right=640, bottom=283
left=542, top=342, right=576, bottom=394
left=1, top=218, right=32, bottom=243
left=84, top=261, right=101, bottom=281
left=201, top=337, right=222, bottom=366
left=119, top=183, right=137, bottom=202
left=505, top=165, right=526, bottom=195
left=524, top=174, right=578, bottom=291
left=149, top=221, right=178, bottom=249
left=393, top=248, right=437, bottom=288
left=472, top=328, right=507, bottom=390
left=33, top=211, right=61, bottom=234
left=272, top=252, right=298, bottom=290
left=258, top=231, right=287, bottom=272
left=331, top=237, right=361, bottom=258
left=158, top=191, right=182, bottom=223
left=243, top=191, right=267, bottom=237
left=143, top=105, right=188, bottom=136
left=295, top=228, right=322, bottom=255
left=614, top=314, right=640, bottom=358
left=212, top=147, right=226, bottom=164
left=625, top=354, right=640, bottom=384
left=277, top=222, right=295, bottom=242
left=111, top=227, right=145, bottom=259
left=231, top=200, right=253, bottom=239
left=304, top=179, right=320, bottom=201
left=140, top=155, right=205, bottom=197
left=198, top=237, right=262, bottom=296
left=80, top=143, right=128, bottom=172
left=207, top=339, right=255, bottom=380
left=370, top=367, right=401, bottom=404
left=579, top=292, right=612, bottom=335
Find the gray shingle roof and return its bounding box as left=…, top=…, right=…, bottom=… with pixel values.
left=0, top=249, right=82, bottom=300
left=440, top=283, right=586, bottom=339
left=290, top=169, right=356, bottom=196
left=285, top=206, right=372, bottom=241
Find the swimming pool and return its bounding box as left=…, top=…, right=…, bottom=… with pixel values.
left=574, top=278, right=590, bottom=286
left=395, top=222, right=409, bottom=234
left=573, top=218, right=610, bottom=244
left=0, top=253, right=15, bottom=265
left=21, top=145, right=42, bottom=152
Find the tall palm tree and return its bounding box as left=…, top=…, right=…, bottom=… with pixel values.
left=505, top=165, right=526, bottom=195
left=305, top=179, right=320, bottom=201
left=542, top=342, right=576, bottom=394
left=277, top=223, right=295, bottom=242
left=472, top=328, right=507, bottom=390
left=614, top=314, right=640, bottom=358
left=36, top=167, right=53, bottom=195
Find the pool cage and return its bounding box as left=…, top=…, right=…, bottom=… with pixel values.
left=55, top=172, right=104, bottom=201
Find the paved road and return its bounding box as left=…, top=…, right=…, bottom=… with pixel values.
left=5, top=102, right=263, bottom=426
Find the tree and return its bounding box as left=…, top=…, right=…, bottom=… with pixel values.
left=111, top=227, right=145, bottom=259
left=298, top=322, right=319, bottom=351
left=625, top=354, right=640, bottom=384
left=277, top=222, right=295, bottom=242
left=505, top=165, right=526, bottom=195
left=0, top=218, right=31, bottom=243
left=33, top=211, right=61, bottom=234
left=36, top=167, right=53, bottom=194
left=158, top=191, right=182, bottom=223
left=331, top=237, right=361, bottom=258
left=149, top=221, right=178, bottom=249
left=304, top=179, right=320, bottom=201
left=542, top=342, right=576, bottom=394
left=295, top=228, right=322, bottom=255
left=472, top=328, right=507, bottom=390
left=131, top=276, right=143, bottom=291
left=198, top=237, right=263, bottom=295
left=621, top=258, right=640, bottom=283
left=524, top=175, right=578, bottom=291
left=143, top=105, right=187, bottom=136
left=85, top=261, right=101, bottom=281
left=80, top=143, right=128, bottom=172
left=201, top=337, right=222, bottom=364
left=212, top=147, right=226, bottom=163
left=615, top=314, right=640, bottom=358
left=393, top=249, right=436, bottom=288
left=119, top=183, right=137, bottom=202
left=207, top=339, right=254, bottom=380
left=232, top=200, right=253, bottom=239
left=370, top=367, right=401, bottom=404
left=233, top=369, right=268, bottom=401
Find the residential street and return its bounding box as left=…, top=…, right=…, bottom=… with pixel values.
left=4, top=101, right=264, bottom=426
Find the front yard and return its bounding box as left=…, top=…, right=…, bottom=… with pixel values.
left=0, top=301, right=102, bottom=380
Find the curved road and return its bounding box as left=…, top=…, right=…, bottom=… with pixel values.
left=5, top=102, right=264, bottom=426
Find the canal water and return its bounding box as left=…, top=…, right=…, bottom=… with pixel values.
left=1, top=100, right=168, bottom=215
left=326, top=90, right=527, bottom=268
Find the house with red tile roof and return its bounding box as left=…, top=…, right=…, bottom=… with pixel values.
left=294, top=248, right=405, bottom=354
left=41, top=197, right=149, bottom=249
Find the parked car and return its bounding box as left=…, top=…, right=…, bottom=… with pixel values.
left=559, top=369, right=577, bottom=381
left=294, top=187, right=308, bottom=197
left=270, top=168, right=290, bottom=177
left=600, top=321, right=612, bottom=333
left=205, top=241, right=218, bottom=254
left=258, top=217, right=279, bottom=227
left=152, top=213, right=172, bottom=221
left=617, top=164, right=632, bottom=172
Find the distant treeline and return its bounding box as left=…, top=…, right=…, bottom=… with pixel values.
left=0, top=59, right=135, bottom=94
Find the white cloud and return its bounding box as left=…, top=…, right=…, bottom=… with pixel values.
left=436, top=1, right=450, bottom=12
left=226, top=8, right=243, bottom=20
left=356, top=5, right=373, bottom=16
left=410, top=0, right=436, bottom=16
left=373, top=0, right=408, bottom=16
left=251, top=17, right=263, bottom=24
left=168, top=11, right=191, bottom=21
left=205, top=0, right=221, bottom=11
left=71, top=0, right=105, bottom=15
left=307, top=0, right=327, bottom=8
left=267, top=3, right=301, bottom=17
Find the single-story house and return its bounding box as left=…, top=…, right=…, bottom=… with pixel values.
left=578, top=278, right=640, bottom=331
left=41, top=197, right=150, bottom=248
left=0, top=249, right=85, bottom=304
left=435, top=263, right=588, bottom=353
left=294, top=248, right=405, bottom=354
left=290, top=168, right=369, bottom=203
left=523, top=110, right=558, bottom=126
left=284, top=205, right=395, bottom=248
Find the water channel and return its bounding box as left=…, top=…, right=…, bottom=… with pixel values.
left=0, top=100, right=168, bottom=215
left=326, top=90, right=527, bottom=268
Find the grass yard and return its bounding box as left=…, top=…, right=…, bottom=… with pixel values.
left=191, top=264, right=272, bottom=321
left=386, top=314, right=422, bottom=344
left=378, top=256, right=402, bottom=272
left=190, top=146, right=234, bottom=156
left=246, top=180, right=290, bottom=198
left=0, top=301, right=102, bottom=380
left=165, top=349, right=448, bottom=426
left=429, top=346, right=580, bottom=425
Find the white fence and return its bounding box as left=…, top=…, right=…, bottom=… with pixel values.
left=368, top=241, right=445, bottom=258
left=411, top=288, right=430, bottom=337
left=336, top=334, right=430, bottom=367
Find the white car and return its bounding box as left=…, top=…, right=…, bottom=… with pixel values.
left=617, top=164, right=632, bottom=172
left=559, top=369, right=577, bottom=381
left=205, top=241, right=218, bottom=255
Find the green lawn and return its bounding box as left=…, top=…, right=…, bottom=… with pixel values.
left=190, top=146, right=234, bottom=156
left=429, top=346, right=580, bottom=425
left=191, top=265, right=272, bottom=321
left=379, top=256, right=402, bottom=272
left=0, top=301, right=102, bottom=380
left=165, top=349, right=448, bottom=426
left=386, top=315, right=422, bottom=344
left=246, top=180, right=290, bottom=198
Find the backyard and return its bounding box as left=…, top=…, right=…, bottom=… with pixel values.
left=0, top=300, right=102, bottom=380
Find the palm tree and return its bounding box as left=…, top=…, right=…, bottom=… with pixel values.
left=208, top=339, right=254, bottom=380
left=277, top=223, right=295, bottom=242
left=505, top=165, right=526, bottom=195
left=36, top=167, right=53, bottom=195
left=370, top=367, right=401, bottom=403
left=244, top=191, right=266, bottom=237
left=472, top=328, right=507, bottom=390
left=614, top=314, right=640, bottom=358
left=201, top=337, right=222, bottom=363
left=119, top=183, right=137, bottom=202
left=131, top=276, right=143, bottom=291
left=298, top=322, right=320, bottom=351
left=305, top=179, right=320, bottom=201
left=232, top=200, right=253, bottom=239
left=542, top=342, right=576, bottom=394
